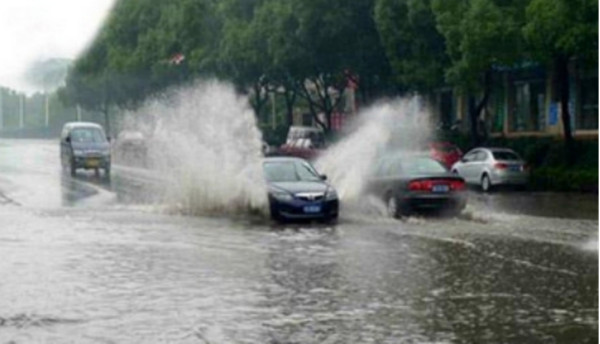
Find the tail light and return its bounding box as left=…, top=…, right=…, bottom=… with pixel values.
left=410, top=179, right=465, bottom=192
left=408, top=180, right=433, bottom=191
left=449, top=180, right=465, bottom=190
left=494, top=162, right=508, bottom=169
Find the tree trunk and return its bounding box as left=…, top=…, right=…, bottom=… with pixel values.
left=555, top=55, right=575, bottom=163
left=283, top=88, right=296, bottom=127
left=250, top=83, right=268, bottom=119
left=469, top=69, right=492, bottom=147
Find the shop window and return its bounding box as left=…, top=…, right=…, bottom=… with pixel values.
left=512, top=80, right=545, bottom=132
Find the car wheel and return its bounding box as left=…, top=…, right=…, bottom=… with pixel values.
left=269, top=204, right=284, bottom=223
left=386, top=194, right=399, bottom=219
left=481, top=174, right=492, bottom=192
left=452, top=169, right=458, bottom=174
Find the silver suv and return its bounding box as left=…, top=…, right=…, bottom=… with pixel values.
left=60, top=122, right=111, bottom=177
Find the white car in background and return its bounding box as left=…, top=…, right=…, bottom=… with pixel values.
left=451, top=147, right=529, bottom=192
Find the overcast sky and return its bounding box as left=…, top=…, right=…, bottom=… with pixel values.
left=0, top=0, right=115, bottom=93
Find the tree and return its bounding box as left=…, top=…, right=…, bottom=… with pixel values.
left=270, top=0, right=389, bottom=133
left=523, top=0, right=598, bottom=159
left=63, top=0, right=221, bottom=122
left=375, top=0, right=447, bottom=93
left=432, top=0, right=528, bottom=146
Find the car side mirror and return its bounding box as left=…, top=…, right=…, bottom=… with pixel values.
left=65, top=136, right=71, bottom=143
left=106, top=136, right=111, bottom=142
left=320, top=174, right=327, bottom=181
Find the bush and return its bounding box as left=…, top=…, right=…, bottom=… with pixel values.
left=530, top=167, right=598, bottom=193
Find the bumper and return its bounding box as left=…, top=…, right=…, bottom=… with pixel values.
left=400, top=192, right=467, bottom=213
left=270, top=198, right=339, bottom=220
left=73, top=156, right=111, bottom=169
left=490, top=170, right=529, bottom=186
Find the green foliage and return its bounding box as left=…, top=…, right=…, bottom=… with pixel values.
left=530, top=167, right=598, bottom=192
left=375, top=0, right=447, bottom=91
left=61, top=0, right=596, bottom=150
left=523, top=0, right=598, bottom=65
left=431, top=0, right=528, bottom=90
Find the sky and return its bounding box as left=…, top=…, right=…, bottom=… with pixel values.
left=0, top=0, right=115, bottom=93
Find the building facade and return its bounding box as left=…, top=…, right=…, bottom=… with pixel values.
left=432, top=61, right=598, bottom=140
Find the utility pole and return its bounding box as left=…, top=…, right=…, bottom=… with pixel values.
left=271, top=92, right=276, bottom=130
left=45, top=93, right=50, bottom=127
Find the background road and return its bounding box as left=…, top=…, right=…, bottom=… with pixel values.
left=0, top=139, right=597, bottom=343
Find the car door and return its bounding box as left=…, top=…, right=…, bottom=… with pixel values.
left=471, top=150, right=490, bottom=182
left=457, top=150, right=478, bottom=183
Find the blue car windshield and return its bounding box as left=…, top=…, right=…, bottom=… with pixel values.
left=70, top=128, right=106, bottom=143
left=263, top=161, right=321, bottom=182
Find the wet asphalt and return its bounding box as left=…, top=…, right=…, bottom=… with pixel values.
left=0, top=139, right=597, bottom=343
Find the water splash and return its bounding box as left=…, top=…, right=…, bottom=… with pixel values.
left=122, top=80, right=268, bottom=216
left=315, top=97, right=433, bottom=205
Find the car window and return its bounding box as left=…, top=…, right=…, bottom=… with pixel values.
left=463, top=151, right=478, bottom=162
left=387, top=158, right=403, bottom=176
left=476, top=151, right=488, bottom=161
left=493, top=151, right=520, bottom=160
left=263, top=161, right=321, bottom=182
left=402, top=157, right=447, bottom=174
left=70, top=128, right=106, bottom=143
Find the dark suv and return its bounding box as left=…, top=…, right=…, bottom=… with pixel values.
left=60, top=122, right=111, bottom=177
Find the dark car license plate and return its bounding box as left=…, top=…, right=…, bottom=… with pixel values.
left=303, top=205, right=322, bottom=213
left=509, top=165, right=521, bottom=171
left=432, top=185, right=449, bottom=193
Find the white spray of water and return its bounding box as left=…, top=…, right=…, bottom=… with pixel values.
left=124, top=80, right=268, bottom=216
left=315, top=97, right=433, bottom=204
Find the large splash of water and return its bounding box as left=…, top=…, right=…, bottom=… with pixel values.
left=123, top=80, right=268, bottom=216
left=315, top=97, right=433, bottom=204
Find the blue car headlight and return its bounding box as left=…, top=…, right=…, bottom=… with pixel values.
left=325, top=188, right=338, bottom=201
left=272, top=191, right=294, bottom=202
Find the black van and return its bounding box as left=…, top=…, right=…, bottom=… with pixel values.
left=60, top=122, right=111, bottom=177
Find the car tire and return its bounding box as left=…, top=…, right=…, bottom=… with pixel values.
left=481, top=174, right=492, bottom=192
left=269, top=204, right=284, bottom=223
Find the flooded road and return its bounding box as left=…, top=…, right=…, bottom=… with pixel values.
left=0, top=140, right=597, bottom=343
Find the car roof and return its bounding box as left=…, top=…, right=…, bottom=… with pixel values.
left=63, top=122, right=104, bottom=130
